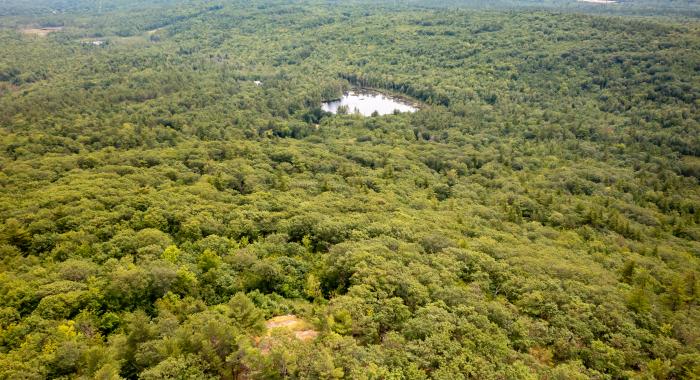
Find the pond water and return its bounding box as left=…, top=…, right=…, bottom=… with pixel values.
left=322, top=90, right=417, bottom=116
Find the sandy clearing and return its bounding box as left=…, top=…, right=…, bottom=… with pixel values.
left=258, top=315, right=319, bottom=353
left=21, top=27, right=63, bottom=37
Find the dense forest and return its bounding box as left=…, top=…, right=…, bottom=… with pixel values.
left=0, top=0, right=699, bottom=379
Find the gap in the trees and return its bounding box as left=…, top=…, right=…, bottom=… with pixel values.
left=321, top=89, right=419, bottom=116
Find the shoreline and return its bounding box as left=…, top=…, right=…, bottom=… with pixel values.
left=324, top=87, right=422, bottom=110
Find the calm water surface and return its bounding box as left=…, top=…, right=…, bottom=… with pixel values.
left=322, top=91, right=417, bottom=116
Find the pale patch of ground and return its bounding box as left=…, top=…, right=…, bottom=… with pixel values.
left=21, top=27, right=63, bottom=37
left=0, top=83, right=20, bottom=95
left=294, top=329, right=319, bottom=341
left=266, top=315, right=303, bottom=329
left=79, top=39, right=105, bottom=46
left=258, top=315, right=319, bottom=354
left=265, top=314, right=319, bottom=341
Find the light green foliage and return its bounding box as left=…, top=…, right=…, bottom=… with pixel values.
left=161, top=245, right=181, bottom=264
left=140, top=355, right=216, bottom=380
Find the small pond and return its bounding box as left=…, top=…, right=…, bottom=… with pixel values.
left=322, top=90, right=417, bottom=116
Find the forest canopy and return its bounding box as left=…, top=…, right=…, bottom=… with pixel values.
left=0, top=0, right=699, bottom=379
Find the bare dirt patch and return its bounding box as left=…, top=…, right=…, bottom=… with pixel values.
left=266, top=315, right=304, bottom=329
left=21, top=27, right=63, bottom=37
left=258, top=315, right=319, bottom=354
left=294, top=329, right=319, bottom=341
left=0, top=83, right=20, bottom=94
left=265, top=315, right=318, bottom=341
